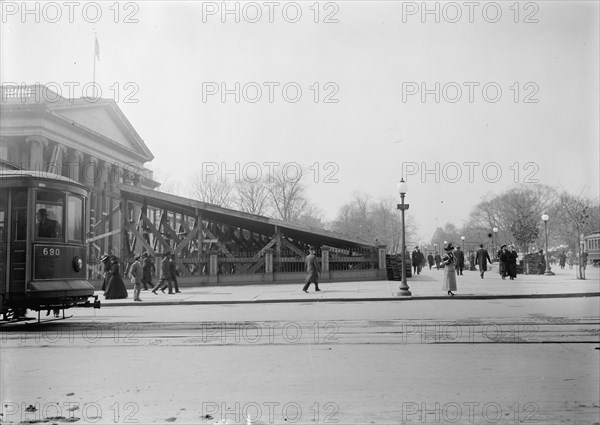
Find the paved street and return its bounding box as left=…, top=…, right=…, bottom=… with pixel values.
left=1, top=268, right=599, bottom=424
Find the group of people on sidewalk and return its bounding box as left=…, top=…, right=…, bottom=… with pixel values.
left=497, top=244, right=519, bottom=280
left=100, top=254, right=128, bottom=300
left=440, top=243, right=501, bottom=296
left=100, top=251, right=181, bottom=302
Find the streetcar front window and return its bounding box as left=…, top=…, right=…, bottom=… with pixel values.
left=67, top=195, right=84, bottom=242
left=35, top=191, right=64, bottom=240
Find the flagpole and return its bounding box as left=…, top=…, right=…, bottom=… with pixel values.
left=93, top=32, right=97, bottom=98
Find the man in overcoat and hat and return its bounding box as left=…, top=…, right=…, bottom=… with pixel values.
left=302, top=246, right=321, bottom=293
left=153, top=251, right=174, bottom=294
left=454, top=246, right=465, bottom=275
left=475, top=244, right=492, bottom=279
left=130, top=254, right=143, bottom=301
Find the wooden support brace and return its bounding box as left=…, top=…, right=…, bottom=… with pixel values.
left=126, top=222, right=155, bottom=254
left=141, top=214, right=171, bottom=252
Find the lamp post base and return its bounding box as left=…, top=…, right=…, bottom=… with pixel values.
left=397, top=282, right=412, bottom=296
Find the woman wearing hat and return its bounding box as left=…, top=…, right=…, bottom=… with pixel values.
left=441, top=243, right=457, bottom=296
left=498, top=245, right=508, bottom=279
left=100, top=254, right=112, bottom=292
left=104, top=257, right=128, bottom=299
left=507, top=245, right=518, bottom=280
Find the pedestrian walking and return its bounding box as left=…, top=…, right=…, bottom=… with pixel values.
left=434, top=253, right=442, bottom=270
left=302, top=246, right=321, bottom=293
left=412, top=247, right=422, bottom=275
left=152, top=252, right=173, bottom=294
left=580, top=250, right=589, bottom=279
left=130, top=254, right=143, bottom=301
left=427, top=252, right=434, bottom=270
left=100, top=254, right=111, bottom=291
left=104, top=257, right=128, bottom=299
left=498, top=245, right=508, bottom=279
left=469, top=251, right=476, bottom=271
left=558, top=251, right=567, bottom=269
left=170, top=253, right=181, bottom=293
left=537, top=250, right=546, bottom=274
left=454, top=246, right=465, bottom=275
left=475, top=244, right=491, bottom=279
left=141, top=252, right=155, bottom=290
left=507, top=245, right=518, bottom=280
left=441, top=243, right=457, bottom=296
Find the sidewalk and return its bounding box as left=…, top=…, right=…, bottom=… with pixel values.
left=97, top=266, right=600, bottom=307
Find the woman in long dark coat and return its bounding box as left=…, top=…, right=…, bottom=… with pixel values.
left=100, top=255, right=111, bottom=291
left=507, top=246, right=518, bottom=280
left=441, top=244, right=457, bottom=296
left=104, top=257, right=128, bottom=299
left=498, top=245, right=508, bottom=279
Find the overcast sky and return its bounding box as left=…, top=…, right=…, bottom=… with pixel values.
left=2, top=1, right=599, bottom=242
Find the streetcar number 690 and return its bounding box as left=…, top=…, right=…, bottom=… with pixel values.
left=42, top=248, right=61, bottom=256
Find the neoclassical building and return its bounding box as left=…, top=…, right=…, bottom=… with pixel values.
left=1, top=84, right=385, bottom=285
left=0, top=84, right=159, bottom=256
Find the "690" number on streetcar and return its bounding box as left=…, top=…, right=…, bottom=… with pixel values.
left=42, top=247, right=61, bottom=256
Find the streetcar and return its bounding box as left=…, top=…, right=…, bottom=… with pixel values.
left=583, top=233, right=600, bottom=267
left=0, top=169, right=100, bottom=321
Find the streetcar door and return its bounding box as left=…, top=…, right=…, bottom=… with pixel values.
left=0, top=188, right=7, bottom=295
left=9, top=189, right=28, bottom=293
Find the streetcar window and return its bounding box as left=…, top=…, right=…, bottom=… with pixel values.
left=67, top=196, right=84, bottom=242
left=35, top=191, right=64, bottom=240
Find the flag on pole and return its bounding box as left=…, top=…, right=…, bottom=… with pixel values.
left=94, top=34, right=100, bottom=61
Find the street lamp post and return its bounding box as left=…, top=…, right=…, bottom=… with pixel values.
left=541, top=214, right=554, bottom=275
left=434, top=243, right=438, bottom=255
left=396, top=179, right=411, bottom=296
left=492, top=227, right=498, bottom=260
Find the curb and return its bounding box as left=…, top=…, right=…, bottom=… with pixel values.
left=98, top=291, right=600, bottom=307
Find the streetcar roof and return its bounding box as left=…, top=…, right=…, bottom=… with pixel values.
left=0, top=170, right=89, bottom=190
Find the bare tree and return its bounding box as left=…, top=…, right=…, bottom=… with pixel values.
left=461, top=185, right=559, bottom=253
left=235, top=178, right=271, bottom=215
left=553, top=193, right=597, bottom=279
left=331, top=193, right=417, bottom=251
left=265, top=169, right=310, bottom=222
left=152, top=168, right=183, bottom=196
left=188, top=173, right=234, bottom=208
left=296, top=204, right=327, bottom=230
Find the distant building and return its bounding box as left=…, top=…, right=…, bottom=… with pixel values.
left=1, top=84, right=159, bottom=254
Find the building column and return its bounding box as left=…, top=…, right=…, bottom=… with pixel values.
left=264, top=248, right=274, bottom=281
left=209, top=252, right=219, bottom=284
left=378, top=245, right=388, bottom=279
left=378, top=246, right=387, bottom=269
left=47, top=142, right=64, bottom=175
left=99, top=161, right=111, bottom=254
left=85, top=156, right=100, bottom=230
left=321, top=247, right=330, bottom=281
left=0, top=138, right=9, bottom=162
left=66, top=149, right=83, bottom=182
left=26, top=135, right=47, bottom=171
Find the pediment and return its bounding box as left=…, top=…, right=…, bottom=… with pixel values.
left=48, top=102, right=153, bottom=161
